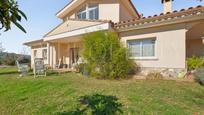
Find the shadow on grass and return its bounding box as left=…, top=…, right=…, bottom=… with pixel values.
left=56, top=94, right=123, bottom=115
left=0, top=71, right=19, bottom=75
left=0, top=69, right=60, bottom=77
left=46, top=70, right=60, bottom=76
left=0, top=67, right=19, bottom=75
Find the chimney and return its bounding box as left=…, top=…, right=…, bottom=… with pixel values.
left=162, top=0, right=174, bottom=14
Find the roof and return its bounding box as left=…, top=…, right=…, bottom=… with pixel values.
left=23, top=39, right=44, bottom=46
left=43, top=19, right=112, bottom=37
left=56, top=0, right=140, bottom=19
left=127, top=0, right=140, bottom=18
left=114, top=5, right=204, bottom=30
left=56, top=0, right=74, bottom=16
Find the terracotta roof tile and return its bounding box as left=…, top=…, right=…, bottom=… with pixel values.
left=114, top=5, right=204, bottom=30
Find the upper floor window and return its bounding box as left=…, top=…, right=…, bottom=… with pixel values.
left=77, top=4, right=99, bottom=20
left=77, top=7, right=86, bottom=19
left=128, top=38, right=156, bottom=58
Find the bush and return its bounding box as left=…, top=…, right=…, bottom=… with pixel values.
left=194, top=67, right=204, bottom=85
left=187, top=56, right=204, bottom=71
left=83, top=31, right=136, bottom=79
left=146, top=72, right=164, bottom=80
left=2, top=54, right=16, bottom=66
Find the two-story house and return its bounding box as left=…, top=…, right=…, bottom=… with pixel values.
left=24, top=0, right=204, bottom=74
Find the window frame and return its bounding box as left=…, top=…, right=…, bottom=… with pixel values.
left=42, top=49, right=48, bottom=60
left=76, top=4, right=99, bottom=20
left=88, top=4, right=99, bottom=20
left=34, top=50, right=37, bottom=58
left=77, top=7, right=87, bottom=20
left=127, top=38, right=157, bottom=60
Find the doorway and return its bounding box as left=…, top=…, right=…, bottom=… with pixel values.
left=69, top=48, right=79, bottom=67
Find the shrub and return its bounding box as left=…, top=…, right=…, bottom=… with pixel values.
left=83, top=31, right=136, bottom=79
left=187, top=56, right=204, bottom=71
left=194, top=67, right=204, bottom=85
left=146, top=72, right=164, bottom=80
left=2, top=54, right=16, bottom=66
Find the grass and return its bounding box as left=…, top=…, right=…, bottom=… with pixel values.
left=0, top=67, right=204, bottom=115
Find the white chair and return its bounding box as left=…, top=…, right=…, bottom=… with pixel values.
left=16, top=60, right=29, bottom=77
left=55, top=58, right=62, bottom=69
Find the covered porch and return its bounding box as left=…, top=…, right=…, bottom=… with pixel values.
left=41, top=20, right=111, bottom=70
left=47, top=36, right=83, bottom=70
left=186, top=22, right=204, bottom=58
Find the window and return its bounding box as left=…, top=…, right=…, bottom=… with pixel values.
left=77, top=4, right=99, bottom=20
left=77, top=7, right=86, bottom=19
left=128, top=38, right=156, bottom=58
left=42, top=49, right=47, bottom=59
left=88, top=4, right=99, bottom=20
left=34, top=50, right=37, bottom=58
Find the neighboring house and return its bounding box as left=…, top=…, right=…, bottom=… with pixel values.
left=24, top=0, right=204, bottom=74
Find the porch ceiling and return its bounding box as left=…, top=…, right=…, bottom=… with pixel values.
left=186, top=22, right=204, bottom=40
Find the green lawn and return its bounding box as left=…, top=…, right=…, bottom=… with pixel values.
left=0, top=67, right=204, bottom=115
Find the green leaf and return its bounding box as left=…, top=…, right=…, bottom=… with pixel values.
left=17, top=9, right=27, bottom=20
left=12, top=21, right=26, bottom=33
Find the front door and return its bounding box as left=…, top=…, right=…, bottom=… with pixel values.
left=69, top=48, right=79, bottom=67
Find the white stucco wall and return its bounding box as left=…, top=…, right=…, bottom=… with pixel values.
left=62, top=0, right=137, bottom=23
left=99, top=3, right=120, bottom=22
left=120, top=28, right=187, bottom=69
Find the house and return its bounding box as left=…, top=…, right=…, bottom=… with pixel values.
left=24, top=0, right=204, bottom=74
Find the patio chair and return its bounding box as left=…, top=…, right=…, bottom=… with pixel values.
left=54, top=58, right=70, bottom=74
left=33, top=58, right=47, bottom=78
left=55, top=58, right=62, bottom=69
left=16, top=60, right=29, bottom=77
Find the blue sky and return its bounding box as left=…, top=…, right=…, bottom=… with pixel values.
left=0, top=0, right=204, bottom=54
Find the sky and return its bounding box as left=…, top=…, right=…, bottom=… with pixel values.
left=0, top=0, right=204, bottom=54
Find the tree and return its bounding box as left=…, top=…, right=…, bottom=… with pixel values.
left=0, top=42, right=4, bottom=53
left=0, top=0, right=27, bottom=33
left=83, top=31, right=137, bottom=79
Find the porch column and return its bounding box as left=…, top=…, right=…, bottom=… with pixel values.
left=47, top=42, right=50, bottom=65
left=58, top=42, right=61, bottom=61
left=67, top=43, right=70, bottom=68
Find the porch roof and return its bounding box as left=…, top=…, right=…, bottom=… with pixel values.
left=44, top=19, right=111, bottom=37
left=23, top=39, right=46, bottom=46
left=43, top=22, right=111, bottom=42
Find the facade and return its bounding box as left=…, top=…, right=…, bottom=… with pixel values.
left=24, top=0, right=204, bottom=74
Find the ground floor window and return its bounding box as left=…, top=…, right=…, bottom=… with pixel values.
left=42, top=49, right=47, bottom=59
left=128, top=38, right=156, bottom=58
left=34, top=50, right=37, bottom=58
